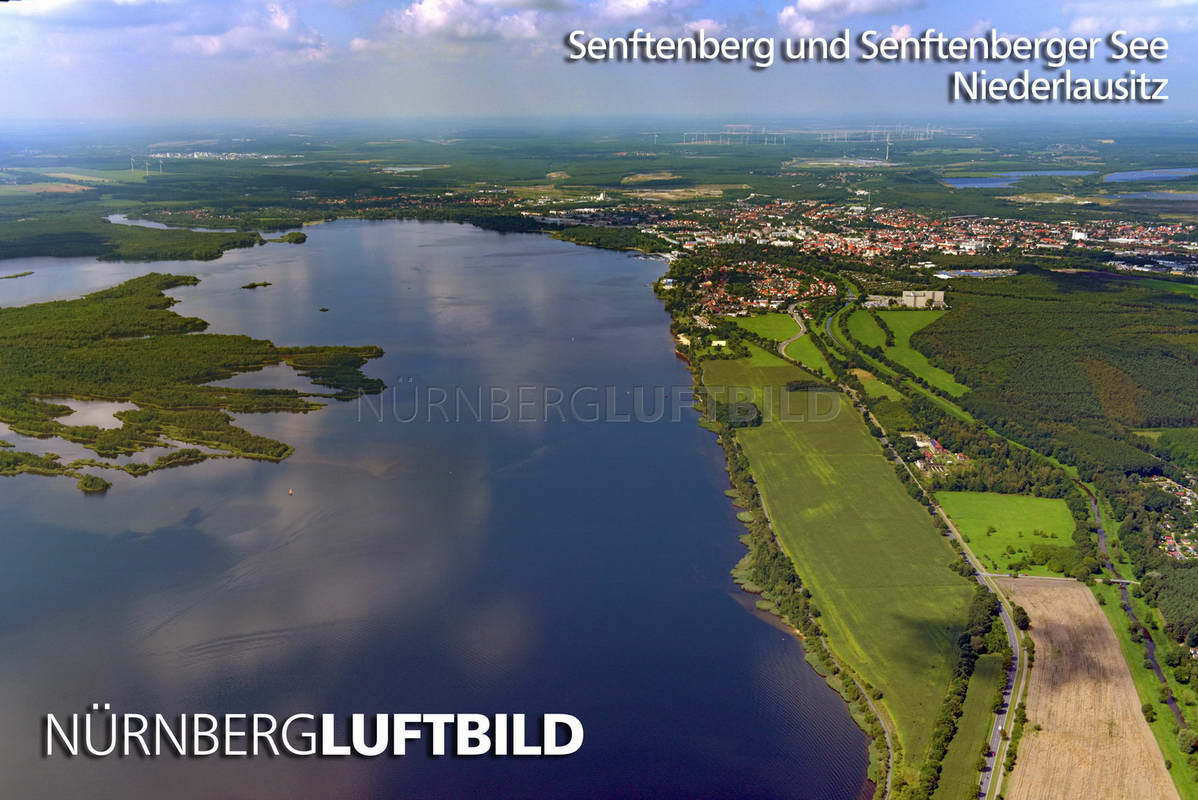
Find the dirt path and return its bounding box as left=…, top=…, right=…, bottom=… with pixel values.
left=997, top=578, right=1179, bottom=800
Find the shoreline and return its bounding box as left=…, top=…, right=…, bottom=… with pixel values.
left=658, top=295, right=892, bottom=798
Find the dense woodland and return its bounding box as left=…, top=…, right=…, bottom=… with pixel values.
left=914, top=271, right=1198, bottom=477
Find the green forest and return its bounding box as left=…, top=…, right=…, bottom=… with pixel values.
left=913, top=270, right=1198, bottom=477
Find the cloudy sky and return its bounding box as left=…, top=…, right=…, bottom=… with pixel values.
left=1, top=0, right=1195, bottom=119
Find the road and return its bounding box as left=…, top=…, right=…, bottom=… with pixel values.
left=979, top=571, right=1138, bottom=585
left=806, top=305, right=1026, bottom=800
left=775, top=303, right=808, bottom=359
left=775, top=306, right=901, bottom=799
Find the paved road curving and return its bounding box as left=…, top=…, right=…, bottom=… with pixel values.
left=775, top=303, right=808, bottom=359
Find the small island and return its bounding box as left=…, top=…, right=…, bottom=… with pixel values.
left=271, top=231, right=307, bottom=244
left=0, top=273, right=384, bottom=492
left=75, top=474, right=111, bottom=494
left=0, top=271, right=33, bottom=280
left=241, top=281, right=272, bottom=289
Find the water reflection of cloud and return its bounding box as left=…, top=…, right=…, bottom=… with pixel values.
left=37, top=397, right=138, bottom=428
left=449, top=594, right=538, bottom=689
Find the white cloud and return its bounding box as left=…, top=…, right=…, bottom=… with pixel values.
left=174, top=3, right=329, bottom=61
left=387, top=0, right=541, bottom=40
left=966, top=19, right=992, bottom=37
left=682, top=18, right=724, bottom=34
left=593, top=0, right=698, bottom=25
left=777, top=0, right=922, bottom=36
left=1068, top=14, right=1194, bottom=35
left=1063, top=1, right=1198, bottom=35
left=778, top=7, right=817, bottom=35
left=889, top=23, right=911, bottom=39
left=785, top=0, right=922, bottom=15
left=267, top=3, right=293, bottom=32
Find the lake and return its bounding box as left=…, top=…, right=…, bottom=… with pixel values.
left=1115, top=192, right=1198, bottom=201
left=0, top=220, right=869, bottom=798
left=941, top=170, right=1094, bottom=188
left=1103, top=168, right=1198, bottom=183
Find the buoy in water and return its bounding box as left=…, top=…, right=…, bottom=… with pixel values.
left=288, top=489, right=294, bottom=496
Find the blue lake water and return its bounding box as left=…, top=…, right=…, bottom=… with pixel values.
left=1114, top=191, right=1198, bottom=201
left=0, top=220, right=869, bottom=799
left=941, top=170, right=1094, bottom=188
left=105, top=213, right=238, bottom=233
left=1103, top=168, right=1198, bottom=183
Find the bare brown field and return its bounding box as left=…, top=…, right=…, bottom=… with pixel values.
left=628, top=183, right=748, bottom=200
left=997, top=578, right=1178, bottom=800
left=0, top=182, right=90, bottom=194
left=620, top=171, right=680, bottom=184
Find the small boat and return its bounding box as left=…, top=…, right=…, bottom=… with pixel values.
left=288, top=489, right=294, bottom=496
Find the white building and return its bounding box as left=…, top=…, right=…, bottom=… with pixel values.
left=900, top=290, right=946, bottom=309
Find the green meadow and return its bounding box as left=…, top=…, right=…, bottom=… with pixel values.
left=852, top=368, right=903, bottom=400
left=734, top=312, right=800, bottom=342
left=1092, top=582, right=1198, bottom=800
left=1137, top=427, right=1198, bottom=471
left=847, top=309, right=887, bottom=348
left=932, top=652, right=1005, bottom=800
left=703, top=347, right=974, bottom=767
left=877, top=310, right=970, bottom=397
left=783, top=334, right=834, bottom=379
left=936, top=491, right=1076, bottom=577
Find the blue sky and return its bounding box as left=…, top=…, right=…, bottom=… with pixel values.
left=1, top=0, right=1195, bottom=119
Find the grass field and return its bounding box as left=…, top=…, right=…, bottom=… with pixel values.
left=998, top=578, right=1178, bottom=800
left=10, top=166, right=156, bottom=184
left=703, top=346, right=975, bottom=767
left=0, top=182, right=92, bottom=195
left=783, top=334, right=834, bottom=379
left=734, top=312, right=800, bottom=342
left=851, top=368, right=903, bottom=400
left=847, top=309, right=887, bottom=348
left=878, top=310, right=970, bottom=397
left=1116, top=276, right=1198, bottom=298
left=1092, top=582, right=1198, bottom=800
left=937, top=491, right=1076, bottom=577
left=1135, top=427, right=1198, bottom=471
left=933, top=652, right=1006, bottom=800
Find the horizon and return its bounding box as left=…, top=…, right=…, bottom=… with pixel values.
left=2, top=0, right=1195, bottom=120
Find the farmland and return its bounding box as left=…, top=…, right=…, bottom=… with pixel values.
left=937, top=491, right=1078, bottom=577
left=1092, top=582, right=1198, bottom=800
left=847, top=309, right=887, bottom=349
left=932, top=653, right=1007, bottom=800
left=997, top=578, right=1178, bottom=800
left=703, top=348, right=975, bottom=769
left=877, top=310, right=970, bottom=397
left=733, top=312, right=800, bottom=342
left=783, top=335, right=834, bottom=379
left=851, top=368, right=903, bottom=400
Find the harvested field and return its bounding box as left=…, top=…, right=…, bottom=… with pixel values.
left=997, top=578, right=1178, bottom=800
left=0, top=182, right=90, bottom=194
left=619, top=170, right=679, bottom=184
left=628, top=184, right=748, bottom=200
